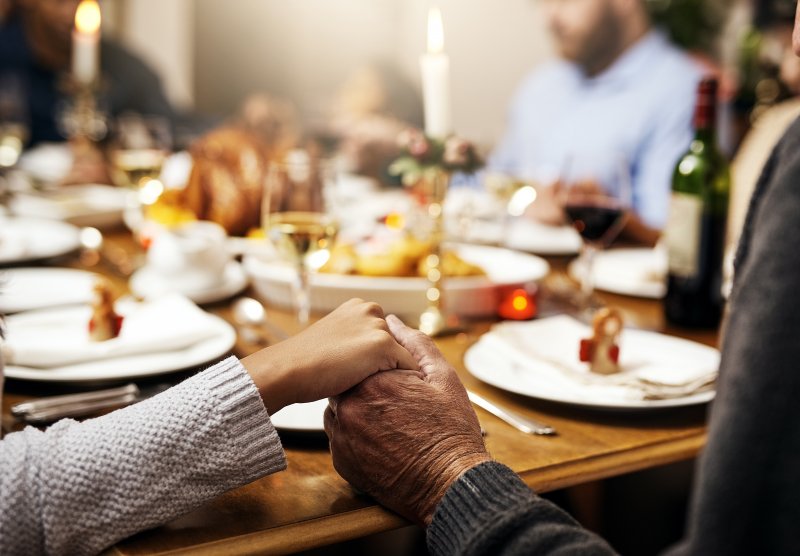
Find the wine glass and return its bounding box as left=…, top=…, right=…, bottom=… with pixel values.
left=560, top=152, right=632, bottom=315
left=0, top=73, right=29, bottom=207
left=263, top=149, right=338, bottom=325
left=108, top=114, right=172, bottom=232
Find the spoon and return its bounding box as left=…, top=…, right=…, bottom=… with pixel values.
left=232, top=297, right=289, bottom=346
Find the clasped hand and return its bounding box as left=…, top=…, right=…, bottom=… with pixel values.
left=241, top=299, right=418, bottom=414
left=325, top=314, right=491, bottom=526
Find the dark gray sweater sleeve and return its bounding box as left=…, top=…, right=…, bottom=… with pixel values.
left=666, top=117, right=800, bottom=556
left=0, top=356, right=286, bottom=556
left=427, top=461, right=616, bottom=555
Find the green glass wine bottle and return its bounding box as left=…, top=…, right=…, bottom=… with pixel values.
left=663, top=78, right=730, bottom=328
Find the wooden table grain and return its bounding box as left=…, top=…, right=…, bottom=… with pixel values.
left=1, top=232, right=717, bottom=555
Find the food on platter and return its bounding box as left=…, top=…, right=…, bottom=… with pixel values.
left=320, top=234, right=484, bottom=278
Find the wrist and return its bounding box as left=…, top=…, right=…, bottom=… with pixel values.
left=241, top=347, right=297, bottom=414
left=419, top=452, right=492, bottom=527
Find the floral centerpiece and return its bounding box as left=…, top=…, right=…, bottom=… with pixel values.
left=386, top=128, right=483, bottom=336
left=388, top=128, right=483, bottom=187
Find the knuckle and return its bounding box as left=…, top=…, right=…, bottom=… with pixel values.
left=412, top=331, right=434, bottom=351
left=362, top=301, right=384, bottom=318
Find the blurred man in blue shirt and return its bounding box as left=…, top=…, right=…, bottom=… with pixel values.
left=490, top=0, right=702, bottom=243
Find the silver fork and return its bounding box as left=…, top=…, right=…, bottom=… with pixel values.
left=467, top=390, right=557, bottom=436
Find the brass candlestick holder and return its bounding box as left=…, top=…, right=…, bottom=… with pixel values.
left=389, top=130, right=483, bottom=336
left=418, top=169, right=455, bottom=337
left=59, top=78, right=108, bottom=144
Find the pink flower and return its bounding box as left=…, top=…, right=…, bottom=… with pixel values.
left=397, top=128, right=431, bottom=159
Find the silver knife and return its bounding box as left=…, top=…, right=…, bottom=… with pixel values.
left=467, top=390, right=557, bottom=436
left=11, top=383, right=169, bottom=424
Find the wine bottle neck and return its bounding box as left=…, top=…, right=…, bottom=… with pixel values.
left=693, top=101, right=716, bottom=134
left=693, top=127, right=715, bottom=145
left=693, top=78, right=718, bottom=135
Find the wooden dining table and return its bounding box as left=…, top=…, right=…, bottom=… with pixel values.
left=1, top=228, right=719, bottom=555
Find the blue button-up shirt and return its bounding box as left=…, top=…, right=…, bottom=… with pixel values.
left=489, top=31, right=702, bottom=229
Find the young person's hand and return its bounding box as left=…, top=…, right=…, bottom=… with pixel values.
left=242, top=299, right=417, bottom=414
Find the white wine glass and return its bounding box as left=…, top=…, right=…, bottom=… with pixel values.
left=560, top=152, right=632, bottom=316
left=109, top=114, right=172, bottom=232
left=263, top=149, right=338, bottom=325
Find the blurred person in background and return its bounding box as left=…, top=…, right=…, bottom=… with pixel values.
left=326, top=3, right=800, bottom=546
left=489, top=0, right=703, bottom=245
left=0, top=0, right=177, bottom=146
left=324, top=63, right=423, bottom=185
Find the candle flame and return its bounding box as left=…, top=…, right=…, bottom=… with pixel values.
left=512, top=293, right=529, bottom=312
left=427, top=7, right=444, bottom=54
left=75, top=0, right=101, bottom=34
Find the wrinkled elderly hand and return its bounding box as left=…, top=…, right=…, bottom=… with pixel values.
left=242, top=299, right=417, bottom=414
left=325, top=315, right=491, bottom=526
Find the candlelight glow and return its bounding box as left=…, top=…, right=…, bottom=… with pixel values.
left=427, top=7, right=444, bottom=54
left=498, top=288, right=537, bottom=320
left=75, top=0, right=101, bottom=34
left=512, top=293, right=529, bottom=312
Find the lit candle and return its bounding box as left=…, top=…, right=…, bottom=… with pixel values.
left=419, top=7, right=452, bottom=139
left=72, top=0, right=101, bottom=85
left=498, top=288, right=537, bottom=320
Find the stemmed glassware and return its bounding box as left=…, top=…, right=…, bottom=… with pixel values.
left=560, top=152, right=632, bottom=316
left=263, top=149, right=338, bottom=325
left=108, top=114, right=172, bottom=232
left=0, top=73, right=29, bottom=208
left=483, top=172, right=537, bottom=226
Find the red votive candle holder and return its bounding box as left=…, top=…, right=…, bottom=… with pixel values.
left=498, top=287, right=537, bottom=320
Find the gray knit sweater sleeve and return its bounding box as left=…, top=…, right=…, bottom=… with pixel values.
left=428, top=461, right=616, bottom=555
left=0, top=356, right=287, bottom=556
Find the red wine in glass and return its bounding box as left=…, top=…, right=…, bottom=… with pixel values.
left=564, top=200, right=626, bottom=244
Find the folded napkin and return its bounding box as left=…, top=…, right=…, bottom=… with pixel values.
left=3, top=294, right=221, bottom=368
left=0, top=269, right=96, bottom=314
left=486, top=316, right=719, bottom=401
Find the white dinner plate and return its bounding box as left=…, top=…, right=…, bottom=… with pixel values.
left=0, top=267, right=97, bottom=314
left=569, top=248, right=667, bottom=299
left=464, top=319, right=717, bottom=410
left=10, top=184, right=128, bottom=228
left=4, top=312, right=236, bottom=382
left=130, top=261, right=249, bottom=305
left=245, top=244, right=550, bottom=319
left=504, top=218, right=582, bottom=256
left=0, top=216, right=81, bottom=264
left=17, top=143, right=74, bottom=184
left=271, top=399, right=328, bottom=433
